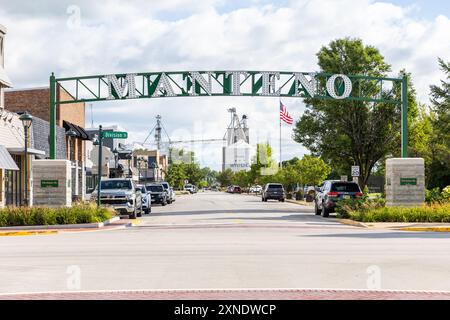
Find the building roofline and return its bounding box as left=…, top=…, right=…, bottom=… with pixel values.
left=4, top=86, right=49, bottom=92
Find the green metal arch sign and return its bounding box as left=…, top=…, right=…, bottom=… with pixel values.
left=49, top=70, right=408, bottom=159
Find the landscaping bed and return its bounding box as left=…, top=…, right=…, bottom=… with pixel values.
left=343, top=203, right=450, bottom=223
left=0, top=204, right=114, bottom=227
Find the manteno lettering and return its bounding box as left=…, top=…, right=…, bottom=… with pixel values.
left=103, top=71, right=354, bottom=99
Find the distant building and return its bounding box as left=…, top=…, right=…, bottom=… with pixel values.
left=222, top=108, right=251, bottom=172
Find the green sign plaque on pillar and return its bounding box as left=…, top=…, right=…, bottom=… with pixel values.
left=400, top=177, right=417, bottom=186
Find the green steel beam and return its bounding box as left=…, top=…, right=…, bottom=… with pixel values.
left=401, top=75, right=409, bottom=158
left=49, top=72, right=56, bottom=159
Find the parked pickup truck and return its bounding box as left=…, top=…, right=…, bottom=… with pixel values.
left=91, top=178, right=143, bottom=219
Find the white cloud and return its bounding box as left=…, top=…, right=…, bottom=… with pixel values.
left=0, top=0, right=449, bottom=170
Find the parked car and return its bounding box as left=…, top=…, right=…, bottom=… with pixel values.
left=184, top=184, right=197, bottom=194
left=161, top=181, right=175, bottom=204
left=261, top=183, right=286, bottom=202
left=314, top=180, right=363, bottom=217
left=91, top=178, right=143, bottom=219
left=303, top=185, right=316, bottom=202
left=229, top=186, right=242, bottom=194
left=249, top=185, right=262, bottom=194
left=146, top=183, right=168, bottom=206
left=136, top=184, right=151, bottom=214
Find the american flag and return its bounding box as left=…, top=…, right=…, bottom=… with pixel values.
left=279, top=101, right=293, bottom=125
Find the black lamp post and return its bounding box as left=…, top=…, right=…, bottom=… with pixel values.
left=150, top=162, right=158, bottom=182
left=93, top=126, right=103, bottom=207
left=113, top=148, right=119, bottom=178
left=19, top=112, right=33, bottom=207
left=66, top=129, right=77, bottom=160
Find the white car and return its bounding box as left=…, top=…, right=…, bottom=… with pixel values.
left=249, top=185, right=262, bottom=194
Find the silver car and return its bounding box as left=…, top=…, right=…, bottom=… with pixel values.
left=136, top=184, right=151, bottom=214
left=161, top=182, right=175, bottom=204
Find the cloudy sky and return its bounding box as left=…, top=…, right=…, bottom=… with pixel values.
left=0, top=0, right=449, bottom=170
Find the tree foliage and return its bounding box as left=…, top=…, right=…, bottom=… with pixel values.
left=293, top=38, right=417, bottom=188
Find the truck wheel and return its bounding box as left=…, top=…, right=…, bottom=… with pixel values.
left=321, top=204, right=330, bottom=218
left=314, top=202, right=321, bottom=215
left=129, top=207, right=137, bottom=219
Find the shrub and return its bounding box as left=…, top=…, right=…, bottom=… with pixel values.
left=425, top=187, right=443, bottom=204
left=336, top=197, right=385, bottom=219
left=0, top=203, right=114, bottom=227
left=442, top=186, right=450, bottom=201
left=347, top=203, right=450, bottom=223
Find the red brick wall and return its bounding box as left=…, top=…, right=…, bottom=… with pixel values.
left=4, top=87, right=85, bottom=127
left=4, top=88, right=51, bottom=121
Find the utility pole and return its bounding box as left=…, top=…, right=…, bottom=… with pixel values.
left=155, top=115, right=162, bottom=151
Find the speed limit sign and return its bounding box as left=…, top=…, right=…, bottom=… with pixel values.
left=351, top=166, right=360, bottom=177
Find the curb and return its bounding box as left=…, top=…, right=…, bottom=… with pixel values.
left=285, top=199, right=314, bottom=207
left=338, top=219, right=369, bottom=228
left=0, top=216, right=121, bottom=234
left=0, top=230, right=58, bottom=237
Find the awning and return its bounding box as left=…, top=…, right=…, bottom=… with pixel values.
left=7, top=147, right=46, bottom=156
left=0, top=145, right=19, bottom=170
left=63, top=120, right=90, bottom=140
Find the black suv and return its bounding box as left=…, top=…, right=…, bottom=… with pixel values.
left=314, top=180, right=363, bottom=217
left=146, top=183, right=168, bottom=206
left=262, top=183, right=286, bottom=202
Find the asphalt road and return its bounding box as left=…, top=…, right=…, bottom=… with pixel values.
left=0, top=191, right=449, bottom=294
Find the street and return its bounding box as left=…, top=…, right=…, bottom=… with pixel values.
left=0, top=192, right=449, bottom=294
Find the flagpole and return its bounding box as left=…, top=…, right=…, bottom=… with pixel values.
left=279, top=101, right=282, bottom=169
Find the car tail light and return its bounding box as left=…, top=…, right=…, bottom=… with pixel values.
left=327, top=191, right=339, bottom=197
left=355, top=192, right=363, bottom=197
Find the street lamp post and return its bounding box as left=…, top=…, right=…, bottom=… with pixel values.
left=94, top=125, right=103, bottom=207
left=66, top=129, right=78, bottom=201
left=66, top=129, right=77, bottom=162
left=113, top=148, right=118, bottom=178
left=19, top=112, right=33, bottom=207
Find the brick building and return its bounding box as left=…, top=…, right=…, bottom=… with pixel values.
left=5, top=86, right=90, bottom=201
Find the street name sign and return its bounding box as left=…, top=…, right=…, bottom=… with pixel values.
left=102, top=131, right=128, bottom=139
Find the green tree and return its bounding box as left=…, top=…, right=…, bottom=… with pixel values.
left=427, top=58, right=450, bottom=189
left=249, top=142, right=277, bottom=184
left=296, top=155, right=332, bottom=186
left=293, top=38, right=417, bottom=188
left=216, top=168, right=235, bottom=187
left=165, top=163, right=187, bottom=189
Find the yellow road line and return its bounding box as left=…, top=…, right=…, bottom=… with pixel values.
left=0, top=230, right=58, bottom=237
left=400, top=227, right=450, bottom=232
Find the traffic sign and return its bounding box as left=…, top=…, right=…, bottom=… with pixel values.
left=102, top=131, right=128, bottom=139
left=351, top=165, right=360, bottom=177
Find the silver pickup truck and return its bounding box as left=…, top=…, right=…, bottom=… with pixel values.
left=91, top=178, right=143, bottom=219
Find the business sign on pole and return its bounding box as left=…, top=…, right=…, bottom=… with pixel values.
left=351, top=166, right=360, bottom=177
